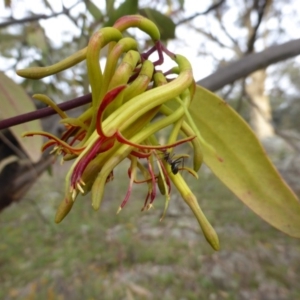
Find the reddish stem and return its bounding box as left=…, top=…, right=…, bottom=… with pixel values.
left=0, top=93, right=92, bottom=130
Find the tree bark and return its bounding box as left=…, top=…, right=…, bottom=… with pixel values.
left=197, top=38, right=300, bottom=92
left=246, top=69, right=274, bottom=138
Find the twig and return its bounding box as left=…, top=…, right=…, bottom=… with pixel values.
left=1, top=39, right=300, bottom=130
left=0, top=93, right=91, bottom=130
left=246, top=0, right=269, bottom=54
left=176, top=0, right=226, bottom=25
left=0, top=0, right=81, bottom=28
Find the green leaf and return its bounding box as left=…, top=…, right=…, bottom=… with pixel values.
left=25, top=24, right=48, bottom=54
left=191, top=85, right=300, bottom=238
left=87, top=1, right=103, bottom=20
left=4, top=0, right=11, bottom=7
left=139, top=8, right=176, bottom=40
left=178, top=0, right=185, bottom=9
left=42, top=0, right=54, bottom=12
left=105, top=0, right=138, bottom=26
left=106, top=0, right=115, bottom=17
left=0, top=72, right=43, bottom=162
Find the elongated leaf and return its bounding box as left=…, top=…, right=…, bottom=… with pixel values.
left=0, top=72, right=43, bottom=162
left=105, top=0, right=138, bottom=26
left=139, top=8, right=176, bottom=40
left=87, top=1, right=103, bottom=20
left=178, top=0, right=185, bottom=9
left=190, top=85, right=300, bottom=237
left=106, top=0, right=115, bottom=17
left=26, top=24, right=48, bottom=54
left=4, top=0, right=11, bottom=7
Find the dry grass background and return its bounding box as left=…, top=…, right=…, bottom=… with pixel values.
left=1, top=157, right=300, bottom=300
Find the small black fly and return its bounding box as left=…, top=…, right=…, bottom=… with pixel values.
left=162, top=151, right=184, bottom=175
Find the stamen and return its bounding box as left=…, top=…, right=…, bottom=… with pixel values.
left=71, top=189, right=77, bottom=201
left=76, top=182, right=85, bottom=194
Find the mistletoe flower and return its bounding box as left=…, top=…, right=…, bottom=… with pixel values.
left=19, top=15, right=220, bottom=250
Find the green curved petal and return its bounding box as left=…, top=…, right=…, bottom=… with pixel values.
left=191, top=85, right=300, bottom=238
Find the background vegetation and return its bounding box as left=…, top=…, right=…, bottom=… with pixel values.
left=1, top=164, right=300, bottom=299
left=1, top=0, right=300, bottom=299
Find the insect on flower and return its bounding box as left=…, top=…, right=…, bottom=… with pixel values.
left=161, top=150, right=185, bottom=175
left=17, top=15, right=220, bottom=250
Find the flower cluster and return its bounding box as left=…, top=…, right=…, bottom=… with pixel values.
left=19, top=15, right=219, bottom=250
